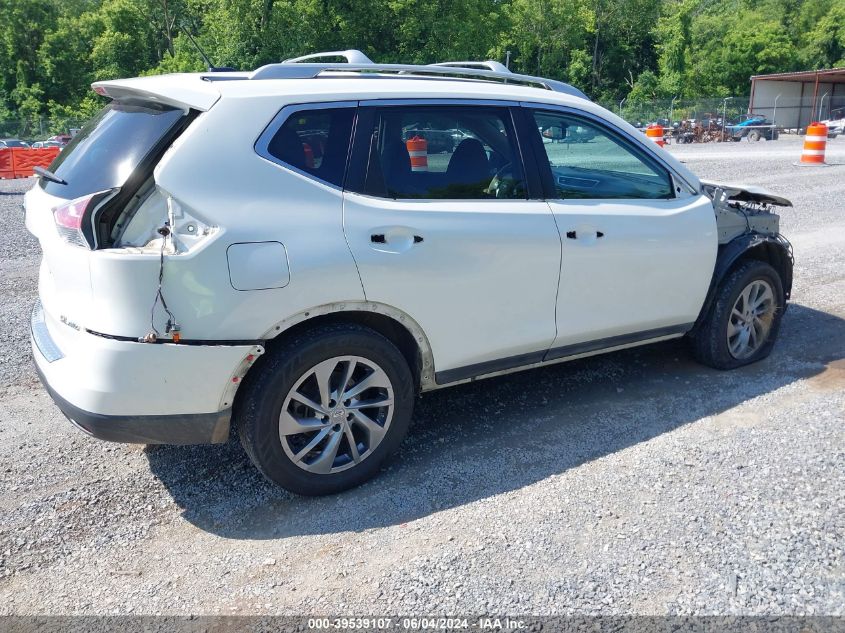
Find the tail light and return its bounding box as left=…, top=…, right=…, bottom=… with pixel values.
left=53, top=189, right=116, bottom=248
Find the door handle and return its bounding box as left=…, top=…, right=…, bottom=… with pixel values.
left=566, top=230, right=604, bottom=239
left=369, top=230, right=424, bottom=253
left=371, top=233, right=424, bottom=245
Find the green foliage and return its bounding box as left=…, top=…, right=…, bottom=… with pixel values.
left=1, top=0, right=844, bottom=127
left=800, top=0, right=845, bottom=67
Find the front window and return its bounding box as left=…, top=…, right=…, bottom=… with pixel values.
left=531, top=110, right=674, bottom=200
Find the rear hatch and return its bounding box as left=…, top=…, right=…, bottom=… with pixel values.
left=25, top=76, right=216, bottom=336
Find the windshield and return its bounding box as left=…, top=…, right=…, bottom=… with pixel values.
left=41, top=101, right=184, bottom=199
left=2, top=140, right=29, bottom=148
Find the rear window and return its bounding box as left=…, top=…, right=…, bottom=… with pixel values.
left=41, top=101, right=185, bottom=199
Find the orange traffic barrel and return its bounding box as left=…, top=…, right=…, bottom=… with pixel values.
left=407, top=135, right=428, bottom=171
left=302, top=142, right=315, bottom=169
left=799, top=122, right=827, bottom=165
left=646, top=124, right=665, bottom=147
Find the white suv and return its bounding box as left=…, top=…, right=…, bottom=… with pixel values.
left=27, top=51, right=793, bottom=495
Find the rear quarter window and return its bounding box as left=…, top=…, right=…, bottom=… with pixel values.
left=258, top=106, right=355, bottom=188
left=41, top=101, right=185, bottom=199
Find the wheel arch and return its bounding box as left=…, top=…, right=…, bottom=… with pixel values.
left=257, top=302, right=435, bottom=393
left=691, top=232, right=793, bottom=335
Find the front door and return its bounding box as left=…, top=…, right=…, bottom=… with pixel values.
left=526, top=107, right=717, bottom=354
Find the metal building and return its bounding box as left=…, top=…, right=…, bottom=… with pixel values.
left=748, top=68, right=845, bottom=131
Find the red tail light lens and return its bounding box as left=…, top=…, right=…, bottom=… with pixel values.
left=52, top=189, right=114, bottom=248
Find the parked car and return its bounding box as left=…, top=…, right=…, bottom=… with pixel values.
left=48, top=134, right=73, bottom=146
left=0, top=138, right=30, bottom=149
left=820, top=107, right=844, bottom=138
left=26, top=52, right=794, bottom=495
left=727, top=114, right=778, bottom=141
left=31, top=140, right=63, bottom=149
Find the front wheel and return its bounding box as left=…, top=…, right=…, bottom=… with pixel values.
left=690, top=260, right=785, bottom=370
left=235, top=324, right=415, bottom=495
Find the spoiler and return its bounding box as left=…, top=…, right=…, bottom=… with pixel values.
left=92, top=74, right=221, bottom=112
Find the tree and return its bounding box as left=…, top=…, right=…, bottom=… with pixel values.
left=800, top=0, right=845, bottom=67
left=2, top=0, right=844, bottom=126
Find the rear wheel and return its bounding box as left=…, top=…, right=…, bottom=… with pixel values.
left=690, top=260, right=785, bottom=370
left=747, top=130, right=762, bottom=142
left=235, top=324, right=415, bottom=495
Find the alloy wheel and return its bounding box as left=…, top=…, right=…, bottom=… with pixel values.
left=279, top=356, right=394, bottom=474
left=727, top=279, right=776, bottom=360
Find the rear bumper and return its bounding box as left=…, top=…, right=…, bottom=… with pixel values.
left=35, top=362, right=231, bottom=444
left=31, top=301, right=261, bottom=445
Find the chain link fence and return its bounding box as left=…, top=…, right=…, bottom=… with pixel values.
left=3, top=93, right=844, bottom=144
left=0, top=118, right=88, bottom=143
left=597, top=95, right=845, bottom=133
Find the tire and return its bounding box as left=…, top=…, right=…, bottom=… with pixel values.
left=747, top=130, right=762, bottom=142
left=235, top=324, right=415, bottom=495
left=690, top=260, right=785, bottom=370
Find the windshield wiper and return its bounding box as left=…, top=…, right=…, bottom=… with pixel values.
left=34, top=166, right=67, bottom=185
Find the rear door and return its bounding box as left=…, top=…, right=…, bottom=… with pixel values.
left=524, top=106, right=717, bottom=354
left=343, top=102, right=561, bottom=382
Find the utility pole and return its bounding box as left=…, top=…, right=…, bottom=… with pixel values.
left=505, top=51, right=511, bottom=70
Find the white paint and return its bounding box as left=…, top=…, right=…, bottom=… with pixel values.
left=548, top=195, right=717, bottom=347
left=226, top=241, right=290, bottom=291
left=25, top=71, right=735, bottom=421
left=344, top=195, right=561, bottom=372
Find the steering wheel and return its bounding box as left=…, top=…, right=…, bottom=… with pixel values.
left=486, top=162, right=516, bottom=199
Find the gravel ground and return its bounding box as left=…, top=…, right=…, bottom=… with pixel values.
left=0, top=135, right=843, bottom=618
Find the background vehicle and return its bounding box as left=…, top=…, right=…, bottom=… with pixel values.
left=820, top=107, right=844, bottom=137
left=0, top=138, right=30, bottom=148
left=30, top=140, right=63, bottom=149
left=26, top=52, right=793, bottom=496
left=727, top=114, right=778, bottom=141
left=48, top=134, right=72, bottom=146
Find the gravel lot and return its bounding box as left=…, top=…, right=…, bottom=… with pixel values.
left=0, top=135, right=843, bottom=617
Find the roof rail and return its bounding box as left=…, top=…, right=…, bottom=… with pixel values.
left=283, top=49, right=374, bottom=64
left=430, top=60, right=511, bottom=74
left=202, top=50, right=588, bottom=99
